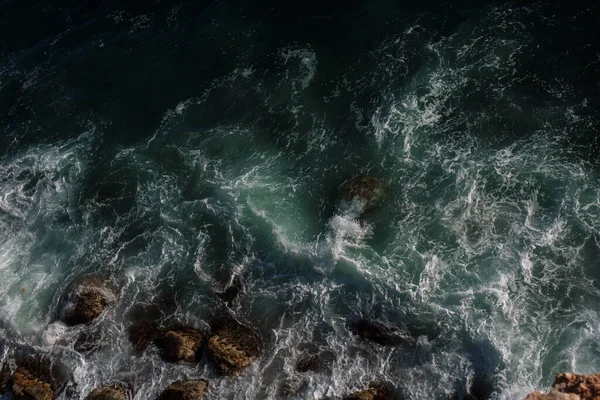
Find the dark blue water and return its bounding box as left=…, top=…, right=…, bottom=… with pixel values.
left=1, top=1, right=600, bottom=399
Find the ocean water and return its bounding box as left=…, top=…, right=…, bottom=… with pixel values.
left=1, top=1, right=600, bottom=399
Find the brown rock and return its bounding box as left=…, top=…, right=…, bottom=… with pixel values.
left=158, top=380, right=209, bottom=400
left=156, top=328, right=204, bottom=363
left=552, top=373, right=600, bottom=399
left=524, top=391, right=581, bottom=400
left=524, top=372, right=600, bottom=400
left=207, top=316, right=261, bottom=376
left=344, top=381, right=391, bottom=400
left=86, top=386, right=126, bottom=400
left=60, top=276, right=115, bottom=326
left=338, top=176, right=388, bottom=217
left=11, top=367, right=53, bottom=400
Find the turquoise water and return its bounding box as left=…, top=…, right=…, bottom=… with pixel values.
left=1, top=2, right=600, bottom=399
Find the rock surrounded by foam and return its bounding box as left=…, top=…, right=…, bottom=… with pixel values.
left=10, top=367, right=53, bottom=400
left=158, top=380, right=209, bottom=400
left=525, top=372, right=600, bottom=400
left=338, top=176, right=387, bottom=217
left=86, top=386, right=127, bottom=400
left=350, top=319, right=413, bottom=346
left=207, top=316, right=261, bottom=376
left=294, top=344, right=336, bottom=373
left=156, top=328, right=204, bottom=363
left=128, top=323, right=204, bottom=363
left=1, top=353, right=69, bottom=400
left=344, top=381, right=392, bottom=400
left=59, top=275, right=116, bottom=326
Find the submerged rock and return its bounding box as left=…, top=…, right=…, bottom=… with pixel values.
left=155, top=328, right=204, bottom=363
left=295, top=349, right=336, bottom=373
left=59, top=275, right=116, bottom=326
left=344, top=381, right=392, bottom=400
left=86, top=386, right=127, bottom=400
left=74, top=326, right=108, bottom=354
left=207, top=316, right=261, bottom=376
left=158, top=380, right=209, bottom=400
left=525, top=372, right=600, bottom=400
left=278, top=377, right=305, bottom=398
left=11, top=367, right=53, bottom=400
left=350, top=319, right=413, bottom=346
left=338, top=176, right=388, bottom=217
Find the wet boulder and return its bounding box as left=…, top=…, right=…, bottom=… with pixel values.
left=158, top=380, right=209, bottom=400
left=207, top=316, right=261, bottom=376
left=350, top=319, right=413, bottom=346
left=338, top=176, right=388, bottom=217
left=128, top=321, right=161, bottom=351
left=86, top=386, right=127, bottom=400
left=128, top=322, right=204, bottom=363
left=155, top=327, right=204, bottom=363
left=59, top=275, right=116, bottom=326
left=525, top=372, right=600, bottom=400
left=11, top=367, right=53, bottom=400
left=553, top=373, right=600, bottom=399
left=344, top=381, right=392, bottom=400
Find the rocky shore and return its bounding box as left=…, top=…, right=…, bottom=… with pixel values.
left=0, top=174, right=557, bottom=399
left=525, top=373, right=600, bottom=400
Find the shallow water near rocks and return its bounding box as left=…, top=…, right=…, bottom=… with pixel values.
left=1, top=1, right=600, bottom=399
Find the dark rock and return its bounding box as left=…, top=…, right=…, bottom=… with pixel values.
left=295, top=350, right=335, bottom=373
left=217, top=279, right=242, bottom=306
left=207, top=316, right=261, bottom=376
left=128, top=321, right=161, bottom=352
left=158, top=380, right=209, bottom=400
left=338, top=176, right=388, bottom=217
left=350, top=319, right=412, bottom=346
left=59, top=275, right=116, bottom=326
left=155, top=328, right=204, bottom=363
left=11, top=367, right=53, bottom=400
left=344, top=381, right=391, bottom=400
left=86, top=386, right=126, bottom=400
left=1, top=360, right=10, bottom=393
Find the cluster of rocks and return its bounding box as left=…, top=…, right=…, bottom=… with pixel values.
left=526, top=373, right=600, bottom=400
left=0, top=175, right=405, bottom=399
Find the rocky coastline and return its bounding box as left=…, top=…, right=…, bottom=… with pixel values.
left=0, top=175, right=578, bottom=400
